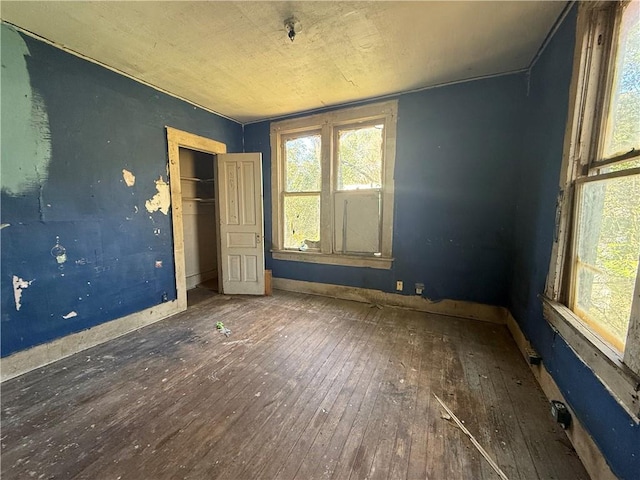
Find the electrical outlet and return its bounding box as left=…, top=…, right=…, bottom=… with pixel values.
left=396, top=281, right=403, bottom=291
left=415, top=283, right=424, bottom=295
left=551, top=400, right=571, bottom=429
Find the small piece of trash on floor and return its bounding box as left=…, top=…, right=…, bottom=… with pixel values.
left=255, top=392, right=261, bottom=397
left=441, top=413, right=452, bottom=421
left=216, top=322, right=231, bottom=337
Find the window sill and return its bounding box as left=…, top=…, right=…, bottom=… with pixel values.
left=541, top=296, right=640, bottom=422
left=271, top=250, right=393, bottom=270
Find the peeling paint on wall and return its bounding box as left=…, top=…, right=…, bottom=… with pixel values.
left=145, top=176, right=171, bottom=215
left=50, top=236, right=67, bottom=264
left=1, top=25, right=52, bottom=195
left=122, top=169, right=136, bottom=187
left=12, top=275, right=34, bottom=311
left=62, top=311, right=78, bottom=319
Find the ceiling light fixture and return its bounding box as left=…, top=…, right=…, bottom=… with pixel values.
left=284, top=17, right=299, bottom=42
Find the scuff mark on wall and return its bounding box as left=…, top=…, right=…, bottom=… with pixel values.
left=145, top=176, right=171, bottom=215
left=122, top=169, right=136, bottom=187
left=1, top=25, right=52, bottom=195
left=62, top=311, right=78, bottom=319
left=12, top=275, right=34, bottom=311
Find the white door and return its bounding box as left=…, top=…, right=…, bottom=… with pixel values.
left=216, top=153, right=265, bottom=295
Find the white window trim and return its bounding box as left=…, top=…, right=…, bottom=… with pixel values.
left=270, top=100, right=398, bottom=269
left=544, top=1, right=640, bottom=421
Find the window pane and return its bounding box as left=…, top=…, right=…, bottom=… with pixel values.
left=600, top=156, right=640, bottom=174
left=285, top=135, right=321, bottom=192
left=602, top=0, right=640, bottom=159
left=337, top=125, right=383, bottom=190
left=574, top=173, right=640, bottom=351
left=283, top=195, right=320, bottom=249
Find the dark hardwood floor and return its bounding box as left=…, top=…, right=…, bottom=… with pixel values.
left=1, top=289, right=589, bottom=479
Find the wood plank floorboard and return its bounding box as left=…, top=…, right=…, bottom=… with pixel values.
left=1, top=290, right=589, bottom=480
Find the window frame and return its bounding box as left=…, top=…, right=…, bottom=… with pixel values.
left=544, top=1, right=640, bottom=420
left=270, top=100, right=398, bottom=269
left=281, top=129, right=323, bottom=251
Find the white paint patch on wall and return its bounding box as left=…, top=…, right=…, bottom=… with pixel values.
left=12, top=275, right=34, bottom=311
left=145, top=176, right=171, bottom=215
left=62, top=311, right=78, bottom=319
left=122, top=169, right=136, bottom=187
left=1, top=25, right=52, bottom=195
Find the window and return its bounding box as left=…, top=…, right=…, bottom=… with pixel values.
left=545, top=1, right=640, bottom=419
left=270, top=101, right=397, bottom=269
left=282, top=133, right=321, bottom=249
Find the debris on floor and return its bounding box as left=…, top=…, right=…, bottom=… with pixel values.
left=216, top=321, right=231, bottom=337
left=434, top=393, right=510, bottom=480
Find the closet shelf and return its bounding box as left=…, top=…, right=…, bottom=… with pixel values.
left=181, top=177, right=214, bottom=183
left=182, top=197, right=215, bottom=203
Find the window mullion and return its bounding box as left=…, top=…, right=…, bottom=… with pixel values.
left=320, top=122, right=333, bottom=254
left=282, top=191, right=321, bottom=197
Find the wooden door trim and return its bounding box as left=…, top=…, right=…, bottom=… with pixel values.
left=166, top=127, right=227, bottom=311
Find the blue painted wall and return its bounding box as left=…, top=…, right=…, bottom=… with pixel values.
left=245, top=74, right=526, bottom=307
left=0, top=24, right=243, bottom=356
left=509, top=7, right=640, bottom=479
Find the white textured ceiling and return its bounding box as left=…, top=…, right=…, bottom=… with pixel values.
left=1, top=1, right=566, bottom=123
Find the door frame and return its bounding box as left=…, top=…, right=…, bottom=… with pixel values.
left=166, top=126, right=227, bottom=312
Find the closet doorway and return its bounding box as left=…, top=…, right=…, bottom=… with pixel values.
left=179, top=147, right=218, bottom=292
left=166, top=127, right=226, bottom=312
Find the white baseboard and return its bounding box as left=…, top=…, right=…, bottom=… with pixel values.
left=272, top=277, right=508, bottom=324
left=1, top=300, right=182, bottom=382
left=186, top=270, right=217, bottom=290
left=505, top=312, right=617, bottom=480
